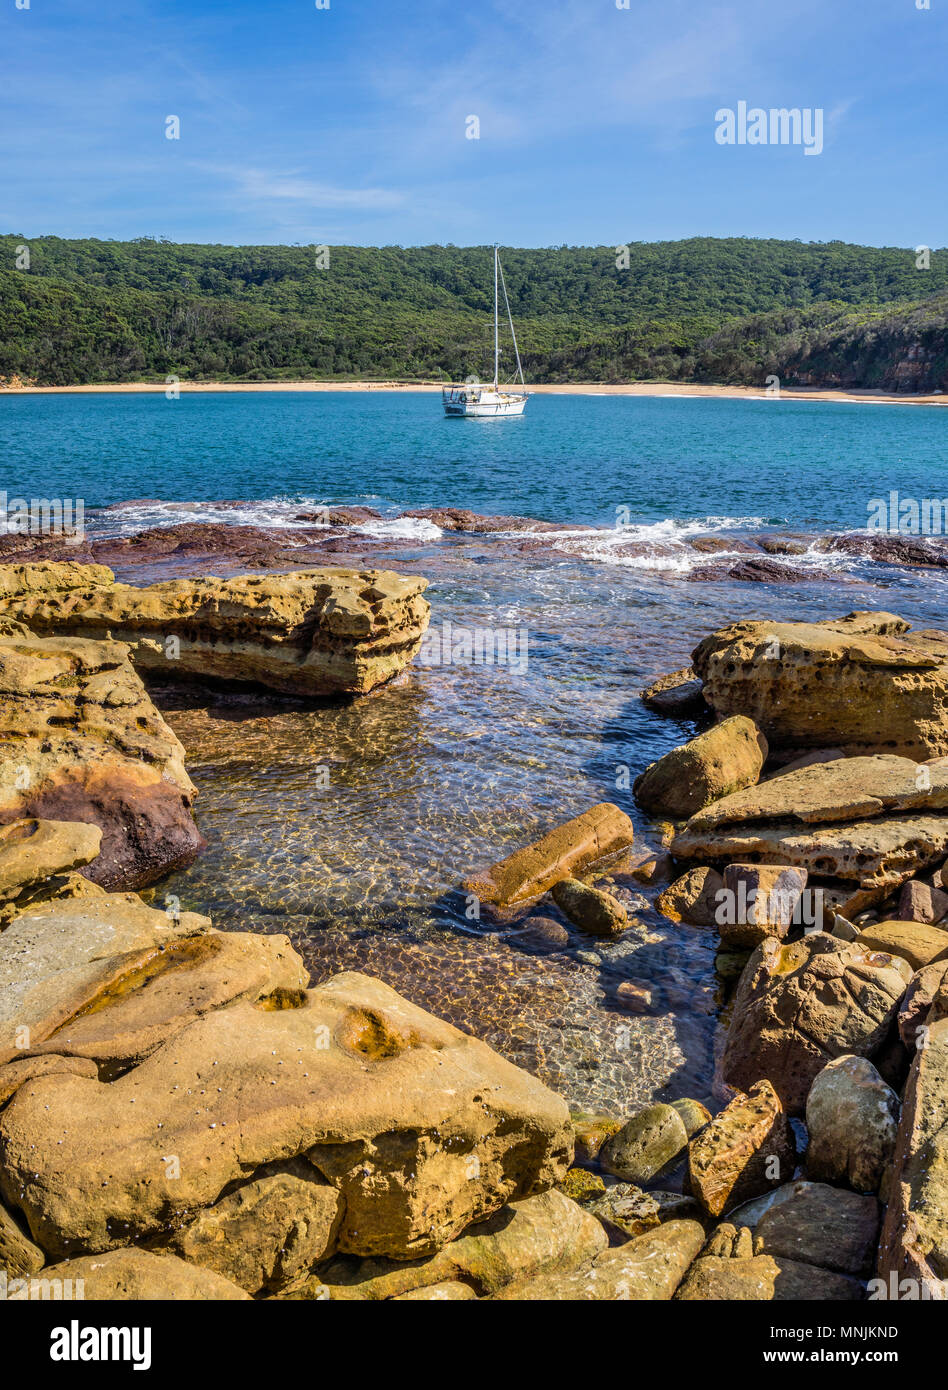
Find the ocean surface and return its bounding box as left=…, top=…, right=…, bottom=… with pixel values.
left=4, top=389, right=947, bottom=1115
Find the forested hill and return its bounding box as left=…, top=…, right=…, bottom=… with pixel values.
left=1, top=234, right=946, bottom=390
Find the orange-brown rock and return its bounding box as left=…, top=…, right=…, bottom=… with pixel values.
left=464, top=803, right=634, bottom=908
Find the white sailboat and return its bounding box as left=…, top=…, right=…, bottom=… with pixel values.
left=442, top=245, right=530, bottom=418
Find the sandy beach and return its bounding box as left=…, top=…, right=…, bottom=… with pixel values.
left=2, top=379, right=946, bottom=405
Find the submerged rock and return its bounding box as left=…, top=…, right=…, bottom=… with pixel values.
left=550, top=877, right=627, bottom=939
left=640, top=668, right=706, bottom=718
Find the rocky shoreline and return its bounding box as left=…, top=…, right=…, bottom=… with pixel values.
left=1, top=558, right=947, bottom=1301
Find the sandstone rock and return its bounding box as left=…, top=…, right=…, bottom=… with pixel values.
left=558, top=1168, right=606, bottom=1203
left=656, top=867, right=724, bottom=927
left=899, top=878, right=948, bottom=923
left=585, top=1184, right=665, bottom=1239
left=622, top=851, right=674, bottom=885
left=392, top=1281, right=476, bottom=1300
left=163, top=1167, right=343, bottom=1295
left=0, top=818, right=101, bottom=903
left=721, top=933, right=912, bottom=1114
left=464, top=803, right=635, bottom=907
left=615, top=979, right=654, bottom=1012
left=0, top=893, right=210, bottom=1066
left=599, top=1103, right=689, bottom=1183
left=692, top=611, right=948, bottom=758
left=491, top=1219, right=705, bottom=1300
left=23, top=928, right=309, bottom=1073
left=550, top=877, right=627, bottom=939
left=855, top=919, right=948, bottom=971
left=805, top=1055, right=899, bottom=1193
left=755, top=1181, right=879, bottom=1277
left=640, top=668, right=706, bottom=718
left=877, top=1008, right=948, bottom=1294
left=671, top=1097, right=712, bottom=1137
left=673, top=812, right=948, bottom=889
left=0, top=561, right=114, bottom=600
left=298, top=1190, right=606, bottom=1301
left=39, top=1249, right=250, bottom=1300
left=571, top=1113, right=621, bottom=1164
left=688, top=1081, right=795, bottom=1216
left=0, top=1054, right=99, bottom=1107
left=0, top=972, right=572, bottom=1260
left=1, top=1200, right=44, bottom=1277
left=0, top=564, right=431, bottom=697
left=633, top=716, right=767, bottom=819
left=688, top=754, right=948, bottom=829
left=675, top=1251, right=864, bottom=1300
left=718, top=863, right=808, bottom=948
left=516, top=915, right=570, bottom=950
left=0, top=630, right=202, bottom=890
left=898, top=961, right=948, bottom=1049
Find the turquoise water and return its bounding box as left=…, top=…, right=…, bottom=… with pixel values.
left=2, top=389, right=946, bottom=533
left=3, top=390, right=947, bottom=1114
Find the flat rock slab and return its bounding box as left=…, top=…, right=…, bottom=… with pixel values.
left=692, top=611, right=948, bottom=758
left=687, top=754, right=948, bottom=829
left=0, top=894, right=209, bottom=1065
left=0, top=971, right=572, bottom=1261
left=464, top=802, right=635, bottom=907
left=673, top=813, right=948, bottom=888
left=0, top=564, right=431, bottom=697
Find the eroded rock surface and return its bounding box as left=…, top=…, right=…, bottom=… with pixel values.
left=0, top=630, right=202, bottom=889
left=0, top=563, right=430, bottom=697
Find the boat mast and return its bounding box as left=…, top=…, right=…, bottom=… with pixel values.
left=493, top=243, right=499, bottom=390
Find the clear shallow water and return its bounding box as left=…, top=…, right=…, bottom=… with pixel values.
left=4, top=390, right=947, bottom=1115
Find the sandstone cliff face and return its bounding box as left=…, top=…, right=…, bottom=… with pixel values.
left=0, top=629, right=202, bottom=890
left=692, top=611, right=948, bottom=758
left=0, top=563, right=430, bottom=697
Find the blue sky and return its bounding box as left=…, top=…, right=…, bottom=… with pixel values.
left=1, top=0, right=944, bottom=248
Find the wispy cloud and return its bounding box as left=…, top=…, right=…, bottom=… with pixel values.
left=204, top=165, right=405, bottom=210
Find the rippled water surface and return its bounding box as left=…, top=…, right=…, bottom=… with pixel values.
left=6, top=390, right=947, bottom=1114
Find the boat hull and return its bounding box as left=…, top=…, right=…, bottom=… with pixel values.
left=442, top=390, right=528, bottom=418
